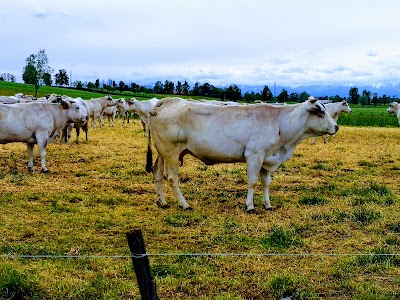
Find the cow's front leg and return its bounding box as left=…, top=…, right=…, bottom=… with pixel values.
left=245, top=155, right=264, bottom=213
left=27, top=143, right=35, bottom=172
left=260, top=168, right=273, bottom=210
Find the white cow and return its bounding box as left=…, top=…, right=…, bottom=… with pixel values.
left=387, top=101, right=400, bottom=125
left=146, top=96, right=338, bottom=212
left=311, top=100, right=352, bottom=144
left=59, top=97, right=90, bottom=144
left=0, top=99, right=87, bottom=172
left=85, top=95, right=115, bottom=129
left=101, top=98, right=127, bottom=127
left=126, top=97, right=159, bottom=133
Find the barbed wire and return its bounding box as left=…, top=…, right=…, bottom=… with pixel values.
left=1, top=252, right=400, bottom=259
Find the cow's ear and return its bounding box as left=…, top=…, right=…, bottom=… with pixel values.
left=60, top=99, right=70, bottom=109
left=308, top=96, right=317, bottom=103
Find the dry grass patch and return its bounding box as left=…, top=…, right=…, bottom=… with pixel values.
left=1, top=123, right=400, bottom=299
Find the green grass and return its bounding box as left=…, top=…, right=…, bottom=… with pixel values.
left=338, top=105, right=398, bottom=127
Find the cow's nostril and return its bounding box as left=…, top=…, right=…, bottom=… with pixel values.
left=335, top=125, right=339, bottom=132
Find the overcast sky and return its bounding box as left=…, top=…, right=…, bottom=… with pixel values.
left=2, top=0, right=400, bottom=88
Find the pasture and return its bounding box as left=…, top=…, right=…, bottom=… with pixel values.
left=0, top=117, right=400, bottom=299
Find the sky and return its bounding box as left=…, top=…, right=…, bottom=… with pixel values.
left=2, top=0, right=400, bottom=89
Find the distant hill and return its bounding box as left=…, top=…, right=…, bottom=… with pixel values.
left=238, top=83, right=400, bottom=98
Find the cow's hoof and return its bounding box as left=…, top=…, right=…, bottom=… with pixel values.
left=246, top=208, right=257, bottom=214
left=157, top=202, right=169, bottom=208
left=180, top=206, right=193, bottom=211
left=41, top=169, right=50, bottom=173
left=265, top=207, right=273, bottom=212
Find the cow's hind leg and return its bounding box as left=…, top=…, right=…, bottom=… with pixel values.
left=164, top=155, right=191, bottom=210
left=27, top=143, right=35, bottom=172
left=245, top=155, right=264, bottom=213
left=153, top=155, right=169, bottom=208
left=260, top=168, right=273, bottom=211
left=36, top=136, right=49, bottom=173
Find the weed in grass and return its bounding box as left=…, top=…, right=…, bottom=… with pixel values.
left=351, top=206, right=381, bottom=225
left=352, top=281, right=398, bottom=300
left=261, top=225, right=303, bottom=249
left=387, top=222, right=400, bottom=233
left=358, top=160, right=377, bottom=167
left=353, top=247, right=399, bottom=267
left=262, top=273, right=317, bottom=300
left=298, top=194, right=329, bottom=206
left=0, top=264, right=43, bottom=300
left=165, top=213, right=207, bottom=227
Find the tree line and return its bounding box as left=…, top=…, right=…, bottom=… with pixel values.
left=2, top=49, right=397, bottom=105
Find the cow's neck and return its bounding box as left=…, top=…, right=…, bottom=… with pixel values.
left=278, top=104, right=310, bottom=148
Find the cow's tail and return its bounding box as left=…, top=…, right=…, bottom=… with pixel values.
left=145, top=126, right=153, bottom=173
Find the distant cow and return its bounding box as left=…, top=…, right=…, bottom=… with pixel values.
left=101, top=98, right=127, bottom=127
left=387, top=101, right=400, bottom=125
left=0, top=99, right=87, bottom=172
left=146, top=97, right=338, bottom=212
left=311, top=100, right=352, bottom=144
left=86, top=95, right=115, bottom=129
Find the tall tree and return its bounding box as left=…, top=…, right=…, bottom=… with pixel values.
left=298, top=91, right=310, bottom=103
left=261, top=85, right=273, bottom=102
left=349, top=87, right=359, bottom=105
left=176, top=81, right=182, bottom=95
left=55, top=69, right=69, bottom=87
left=182, top=81, right=190, bottom=95
left=43, top=72, right=52, bottom=86
left=277, top=89, right=289, bottom=103
left=22, top=49, right=53, bottom=97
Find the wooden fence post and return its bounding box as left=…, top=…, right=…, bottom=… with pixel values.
left=126, top=229, right=159, bottom=300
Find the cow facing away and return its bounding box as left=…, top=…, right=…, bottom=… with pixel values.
left=311, top=100, right=352, bottom=144
left=0, top=99, right=87, bottom=172
left=387, top=101, right=400, bottom=125
left=146, top=96, right=339, bottom=212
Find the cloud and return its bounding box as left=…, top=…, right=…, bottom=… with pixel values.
left=33, top=8, right=47, bottom=18
left=366, top=51, right=377, bottom=57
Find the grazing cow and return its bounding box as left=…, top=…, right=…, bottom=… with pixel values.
left=85, top=95, right=115, bottom=129
left=0, top=98, right=87, bottom=172
left=311, top=100, right=352, bottom=144
left=387, top=101, right=400, bottom=125
left=146, top=96, right=339, bottom=212
left=126, top=97, right=159, bottom=133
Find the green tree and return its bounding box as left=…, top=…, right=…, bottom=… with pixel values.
left=95, top=79, right=100, bottom=89
left=349, top=87, right=359, bottom=105
left=298, top=91, right=310, bottom=103
left=22, top=49, right=53, bottom=97
left=289, top=92, right=299, bottom=102
left=154, top=81, right=163, bottom=94
left=359, top=95, right=368, bottom=107
left=182, top=81, right=190, bottom=95
left=176, top=81, right=182, bottom=95
left=55, top=69, right=69, bottom=87
left=225, top=84, right=242, bottom=101
left=43, top=72, right=52, bottom=86
left=261, top=85, right=273, bottom=102
left=362, top=89, right=371, bottom=105
left=277, top=89, right=289, bottom=103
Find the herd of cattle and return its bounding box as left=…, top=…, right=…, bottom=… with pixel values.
left=0, top=93, right=399, bottom=212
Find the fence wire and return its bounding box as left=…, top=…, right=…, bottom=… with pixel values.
left=1, top=252, right=400, bottom=259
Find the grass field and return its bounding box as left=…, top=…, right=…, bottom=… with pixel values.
left=0, top=117, right=399, bottom=299
left=1, top=81, right=398, bottom=127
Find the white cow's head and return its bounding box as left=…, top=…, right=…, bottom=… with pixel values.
left=341, top=100, right=352, bottom=114
left=387, top=102, right=399, bottom=114
left=105, top=94, right=115, bottom=107
left=305, top=96, right=339, bottom=136
left=61, top=99, right=88, bottom=124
